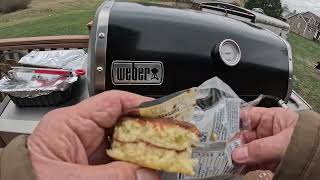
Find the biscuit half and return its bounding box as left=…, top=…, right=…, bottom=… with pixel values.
left=107, top=117, right=200, bottom=175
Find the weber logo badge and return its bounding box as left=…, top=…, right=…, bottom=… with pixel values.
left=111, top=61, right=164, bottom=85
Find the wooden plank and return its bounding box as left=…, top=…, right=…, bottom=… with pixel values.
left=0, top=35, right=89, bottom=51
left=0, top=35, right=89, bottom=46
left=0, top=43, right=88, bottom=51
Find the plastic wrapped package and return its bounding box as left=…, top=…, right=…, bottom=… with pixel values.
left=130, top=77, right=247, bottom=179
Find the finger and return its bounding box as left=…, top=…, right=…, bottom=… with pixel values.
left=240, top=107, right=273, bottom=130
left=86, top=161, right=160, bottom=180
left=80, top=90, right=153, bottom=112
left=273, top=108, right=299, bottom=133
left=88, top=161, right=160, bottom=180
left=242, top=130, right=258, bottom=143
left=232, top=128, right=294, bottom=165
left=240, top=106, right=254, bottom=130
left=241, top=107, right=298, bottom=131
left=74, top=90, right=153, bottom=128
left=88, top=161, right=139, bottom=180
left=254, top=108, right=298, bottom=137
left=31, top=150, right=160, bottom=180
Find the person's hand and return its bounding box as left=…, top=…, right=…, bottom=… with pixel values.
left=232, top=107, right=299, bottom=171
left=27, top=90, right=160, bottom=180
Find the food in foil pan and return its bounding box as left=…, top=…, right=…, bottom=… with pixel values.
left=0, top=50, right=87, bottom=106
left=107, top=117, right=200, bottom=175
left=0, top=72, right=78, bottom=98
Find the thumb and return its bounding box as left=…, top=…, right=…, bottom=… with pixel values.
left=232, top=128, right=294, bottom=164
left=31, top=153, right=160, bottom=180
left=93, top=161, right=160, bottom=180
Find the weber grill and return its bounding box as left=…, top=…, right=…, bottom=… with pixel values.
left=88, top=0, right=293, bottom=102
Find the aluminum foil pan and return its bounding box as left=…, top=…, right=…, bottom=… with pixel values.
left=0, top=73, right=78, bottom=98
left=19, top=49, right=87, bottom=70
left=0, top=50, right=87, bottom=98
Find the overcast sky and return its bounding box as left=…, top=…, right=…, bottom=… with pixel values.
left=282, top=0, right=320, bottom=16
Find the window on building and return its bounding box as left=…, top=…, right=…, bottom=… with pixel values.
left=309, top=27, right=313, bottom=32
left=297, top=23, right=301, bottom=28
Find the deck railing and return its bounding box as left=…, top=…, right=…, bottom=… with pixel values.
left=0, top=35, right=89, bottom=61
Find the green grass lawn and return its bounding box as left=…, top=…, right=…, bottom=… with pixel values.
left=0, top=10, right=96, bottom=38
left=288, top=33, right=320, bottom=112
left=0, top=0, right=104, bottom=38
left=0, top=0, right=169, bottom=38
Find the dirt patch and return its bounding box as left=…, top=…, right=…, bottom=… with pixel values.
left=301, top=58, right=320, bottom=80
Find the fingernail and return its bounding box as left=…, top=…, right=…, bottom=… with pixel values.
left=233, top=146, right=249, bottom=163
left=137, top=168, right=160, bottom=180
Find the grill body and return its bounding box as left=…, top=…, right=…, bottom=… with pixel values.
left=89, top=1, right=293, bottom=102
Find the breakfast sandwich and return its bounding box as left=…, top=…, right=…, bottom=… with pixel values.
left=107, top=117, right=200, bottom=175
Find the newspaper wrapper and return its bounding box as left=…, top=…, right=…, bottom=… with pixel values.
left=0, top=50, right=87, bottom=98
left=135, top=77, right=245, bottom=179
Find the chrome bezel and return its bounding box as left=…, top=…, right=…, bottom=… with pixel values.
left=88, top=0, right=114, bottom=96
left=260, top=29, right=293, bottom=103
left=218, top=39, right=242, bottom=66
left=282, top=39, right=294, bottom=103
